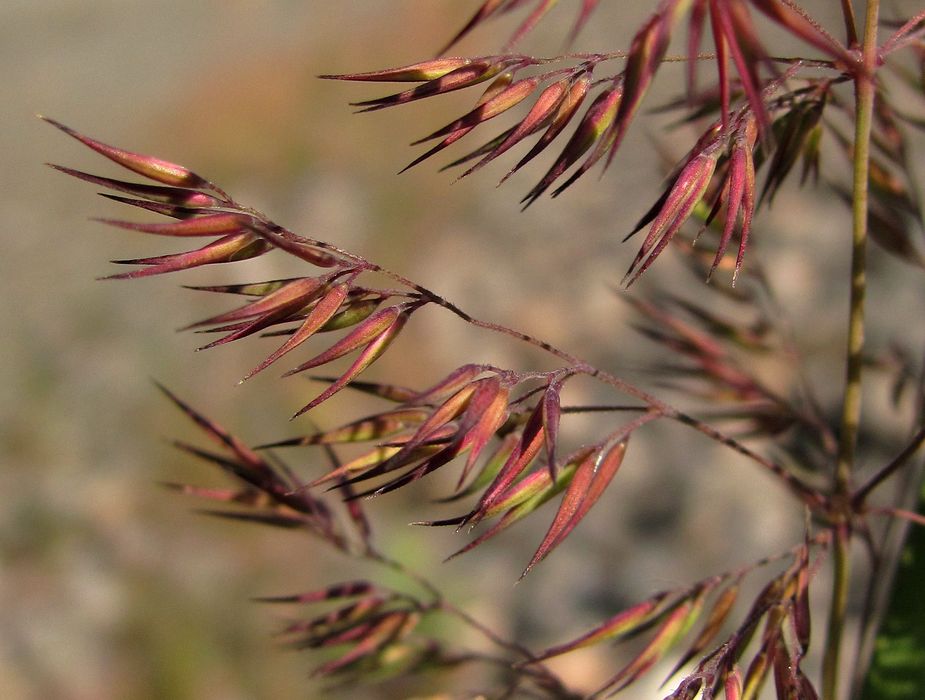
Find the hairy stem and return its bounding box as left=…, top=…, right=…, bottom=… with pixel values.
left=823, top=2, right=879, bottom=698
left=879, top=8, right=925, bottom=55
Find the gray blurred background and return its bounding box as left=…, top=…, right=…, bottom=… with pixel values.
left=3, top=2, right=923, bottom=698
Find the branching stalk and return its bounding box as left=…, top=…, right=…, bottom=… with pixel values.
left=49, top=0, right=925, bottom=693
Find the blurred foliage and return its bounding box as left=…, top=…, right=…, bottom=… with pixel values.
left=864, top=480, right=925, bottom=700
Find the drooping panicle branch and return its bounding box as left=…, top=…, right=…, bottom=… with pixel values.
left=47, top=116, right=828, bottom=575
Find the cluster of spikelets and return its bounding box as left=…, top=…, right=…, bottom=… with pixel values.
left=324, top=0, right=924, bottom=285
left=42, top=102, right=853, bottom=696
left=44, top=113, right=831, bottom=695
left=47, top=0, right=925, bottom=695
left=326, top=1, right=842, bottom=280
left=43, top=113, right=647, bottom=560
left=46, top=110, right=640, bottom=562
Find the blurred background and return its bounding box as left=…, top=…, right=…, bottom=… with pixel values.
left=2, top=2, right=923, bottom=698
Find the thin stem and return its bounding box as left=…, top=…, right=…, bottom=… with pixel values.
left=879, top=9, right=925, bottom=55
left=561, top=403, right=648, bottom=414
left=823, top=2, right=879, bottom=698
left=824, top=523, right=853, bottom=700
left=246, top=217, right=586, bottom=365
left=441, top=49, right=833, bottom=66
left=585, top=365, right=825, bottom=509
left=840, top=0, right=860, bottom=47
left=782, top=0, right=853, bottom=55
left=867, top=507, right=925, bottom=527
left=365, top=548, right=536, bottom=661
left=366, top=548, right=575, bottom=697
left=852, top=425, right=925, bottom=507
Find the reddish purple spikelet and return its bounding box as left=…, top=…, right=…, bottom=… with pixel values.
left=254, top=581, right=376, bottom=605
left=40, top=115, right=218, bottom=192
left=285, top=305, right=407, bottom=377
left=541, top=374, right=565, bottom=479
left=241, top=281, right=351, bottom=381
left=400, top=70, right=520, bottom=172
left=95, top=212, right=246, bottom=237
left=533, top=593, right=672, bottom=660
left=467, top=401, right=546, bottom=526
left=501, top=70, right=593, bottom=185
left=289, top=304, right=415, bottom=417
left=47, top=164, right=223, bottom=208
left=103, top=232, right=270, bottom=280
left=412, top=74, right=539, bottom=145
left=455, top=377, right=512, bottom=483
left=625, top=147, right=721, bottom=285
left=521, top=439, right=627, bottom=577
left=186, top=277, right=327, bottom=330
left=709, top=0, right=772, bottom=133
left=459, top=76, right=570, bottom=179
left=605, top=3, right=681, bottom=164
left=320, top=57, right=475, bottom=82
left=713, top=115, right=758, bottom=282
left=349, top=57, right=522, bottom=113
left=521, top=79, right=623, bottom=206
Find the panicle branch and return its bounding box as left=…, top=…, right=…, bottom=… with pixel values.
left=47, top=113, right=842, bottom=572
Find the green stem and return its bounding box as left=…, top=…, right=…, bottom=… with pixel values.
left=825, top=524, right=853, bottom=700
left=836, top=0, right=877, bottom=494
left=823, top=2, right=879, bottom=698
